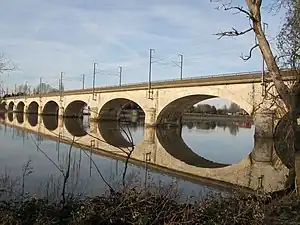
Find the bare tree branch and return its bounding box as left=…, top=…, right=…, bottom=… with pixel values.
left=61, top=136, right=75, bottom=204
left=241, top=44, right=259, bottom=61
left=0, top=54, right=17, bottom=74
left=215, top=27, right=253, bottom=39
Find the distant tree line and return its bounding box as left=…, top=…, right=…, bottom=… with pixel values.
left=186, top=102, right=246, bottom=115
left=2, top=83, right=64, bottom=98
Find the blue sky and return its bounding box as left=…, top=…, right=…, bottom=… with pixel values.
left=0, top=0, right=284, bottom=106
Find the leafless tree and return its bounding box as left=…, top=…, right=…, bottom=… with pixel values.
left=0, top=54, right=17, bottom=76
left=211, top=0, right=299, bottom=165
left=211, top=0, right=300, bottom=195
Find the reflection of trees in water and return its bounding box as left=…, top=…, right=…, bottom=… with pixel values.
left=182, top=120, right=252, bottom=136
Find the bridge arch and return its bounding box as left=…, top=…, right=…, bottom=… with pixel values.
left=98, top=98, right=145, bottom=122
left=8, top=102, right=14, bottom=112
left=97, top=98, right=145, bottom=147
left=43, top=101, right=59, bottom=116
left=64, top=100, right=89, bottom=118
left=16, top=101, right=25, bottom=113
left=28, top=101, right=39, bottom=114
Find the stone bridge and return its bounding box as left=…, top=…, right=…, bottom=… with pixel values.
left=0, top=70, right=295, bottom=138
left=0, top=112, right=290, bottom=193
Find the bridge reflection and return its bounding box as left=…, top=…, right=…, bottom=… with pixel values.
left=0, top=112, right=291, bottom=193
left=156, top=127, right=228, bottom=168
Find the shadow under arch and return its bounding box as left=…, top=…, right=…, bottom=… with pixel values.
left=98, top=98, right=145, bottom=122
left=156, top=95, right=251, bottom=126
left=28, top=114, right=38, bottom=127
left=0, top=102, right=7, bottom=112
left=28, top=101, right=39, bottom=114
left=43, top=115, right=58, bottom=131
left=16, top=101, right=25, bottom=113
left=8, top=102, right=14, bottom=112
left=16, top=112, right=24, bottom=124
left=64, top=100, right=89, bottom=118
left=43, top=101, right=59, bottom=116
left=8, top=112, right=13, bottom=122
left=64, top=117, right=87, bottom=137
left=156, top=126, right=229, bottom=168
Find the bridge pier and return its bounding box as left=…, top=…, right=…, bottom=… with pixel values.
left=145, top=108, right=156, bottom=127
left=251, top=108, right=274, bottom=164
left=254, top=109, right=275, bottom=139
left=144, top=127, right=155, bottom=144
left=251, top=138, right=273, bottom=163
left=90, top=107, right=98, bottom=122
left=59, top=107, right=64, bottom=118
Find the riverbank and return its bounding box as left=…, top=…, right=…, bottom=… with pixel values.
left=0, top=188, right=299, bottom=225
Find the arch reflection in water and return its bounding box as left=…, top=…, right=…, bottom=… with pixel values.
left=42, top=115, right=58, bottom=131
left=98, top=121, right=133, bottom=148
left=64, top=117, right=88, bottom=137
left=16, top=113, right=24, bottom=124
left=8, top=112, right=13, bottom=122
left=28, top=114, right=38, bottom=127
left=156, top=126, right=229, bottom=168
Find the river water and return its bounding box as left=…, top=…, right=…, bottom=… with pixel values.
left=0, top=112, right=290, bottom=200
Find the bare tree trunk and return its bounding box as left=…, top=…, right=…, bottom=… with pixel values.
left=246, top=0, right=292, bottom=109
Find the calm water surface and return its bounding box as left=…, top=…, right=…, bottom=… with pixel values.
left=0, top=113, right=258, bottom=198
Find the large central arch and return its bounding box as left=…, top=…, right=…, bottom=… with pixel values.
left=16, top=101, right=25, bottom=113
left=64, top=100, right=89, bottom=118
left=157, top=95, right=215, bottom=125
left=43, top=101, right=59, bottom=116
left=28, top=101, right=39, bottom=114
left=156, top=95, right=251, bottom=126
left=8, top=102, right=14, bottom=112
